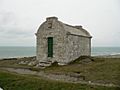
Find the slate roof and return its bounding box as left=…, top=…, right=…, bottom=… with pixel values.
left=62, top=23, right=92, bottom=38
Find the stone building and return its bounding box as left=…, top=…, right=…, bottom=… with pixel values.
left=36, top=17, right=92, bottom=66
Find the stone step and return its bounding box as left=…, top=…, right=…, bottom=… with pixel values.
left=39, top=61, right=52, bottom=64
left=38, top=61, right=52, bottom=67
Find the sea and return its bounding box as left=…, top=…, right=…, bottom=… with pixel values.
left=0, top=46, right=120, bottom=59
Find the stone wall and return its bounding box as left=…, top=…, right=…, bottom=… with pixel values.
left=36, top=18, right=67, bottom=64
left=65, top=34, right=91, bottom=63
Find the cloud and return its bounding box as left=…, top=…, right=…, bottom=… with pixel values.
left=0, top=11, right=35, bottom=46
left=0, top=12, right=15, bottom=23
left=0, top=0, right=120, bottom=46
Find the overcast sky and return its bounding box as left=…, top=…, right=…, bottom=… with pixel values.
left=0, top=0, right=120, bottom=47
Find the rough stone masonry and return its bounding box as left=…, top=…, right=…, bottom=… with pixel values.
left=36, top=17, right=92, bottom=66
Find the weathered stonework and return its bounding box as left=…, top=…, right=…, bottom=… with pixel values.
left=36, top=17, right=92, bottom=66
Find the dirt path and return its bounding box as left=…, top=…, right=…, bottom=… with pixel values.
left=1, top=67, right=120, bottom=88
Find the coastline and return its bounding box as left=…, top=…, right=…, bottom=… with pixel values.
left=0, top=56, right=36, bottom=60
left=93, top=54, right=120, bottom=58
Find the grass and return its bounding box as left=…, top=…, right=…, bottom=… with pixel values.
left=0, top=69, right=119, bottom=90
left=0, top=56, right=120, bottom=89
left=0, top=57, right=35, bottom=68
left=44, top=57, right=120, bottom=85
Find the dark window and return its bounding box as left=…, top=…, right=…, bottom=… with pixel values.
left=48, top=37, right=53, bottom=57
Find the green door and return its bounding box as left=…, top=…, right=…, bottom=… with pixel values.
left=48, top=37, right=53, bottom=57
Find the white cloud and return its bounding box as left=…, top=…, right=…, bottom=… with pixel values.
left=0, top=0, right=120, bottom=46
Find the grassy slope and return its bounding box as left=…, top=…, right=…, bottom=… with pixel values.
left=44, top=57, right=120, bottom=85
left=0, top=57, right=33, bottom=68
left=0, top=57, right=120, bottom=90
left=0, top=70, right=119, bottom=90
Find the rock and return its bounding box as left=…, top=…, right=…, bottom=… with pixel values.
left=0, top=87, right=3, bottom=90
left=28, top=61, right=37, bottom=66
left=89, top=81, right=91, bottom=84
left=18, top=61, right=29, bottom=65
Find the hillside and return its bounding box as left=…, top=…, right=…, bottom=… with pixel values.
left=0, top=56, right=120, bottom=90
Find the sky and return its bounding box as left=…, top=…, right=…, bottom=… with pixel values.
left=0, top=0, right=120, bottom=47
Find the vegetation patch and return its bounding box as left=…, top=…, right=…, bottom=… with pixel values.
left=0, top=69, right=119, bottom=90
left=0, top=56, right=36, bottom=68
left=0, top=56, right=120, bottom=89
left=69, top=56, right=94, bottom=64
left=44, top=57, right=120, bottom=85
